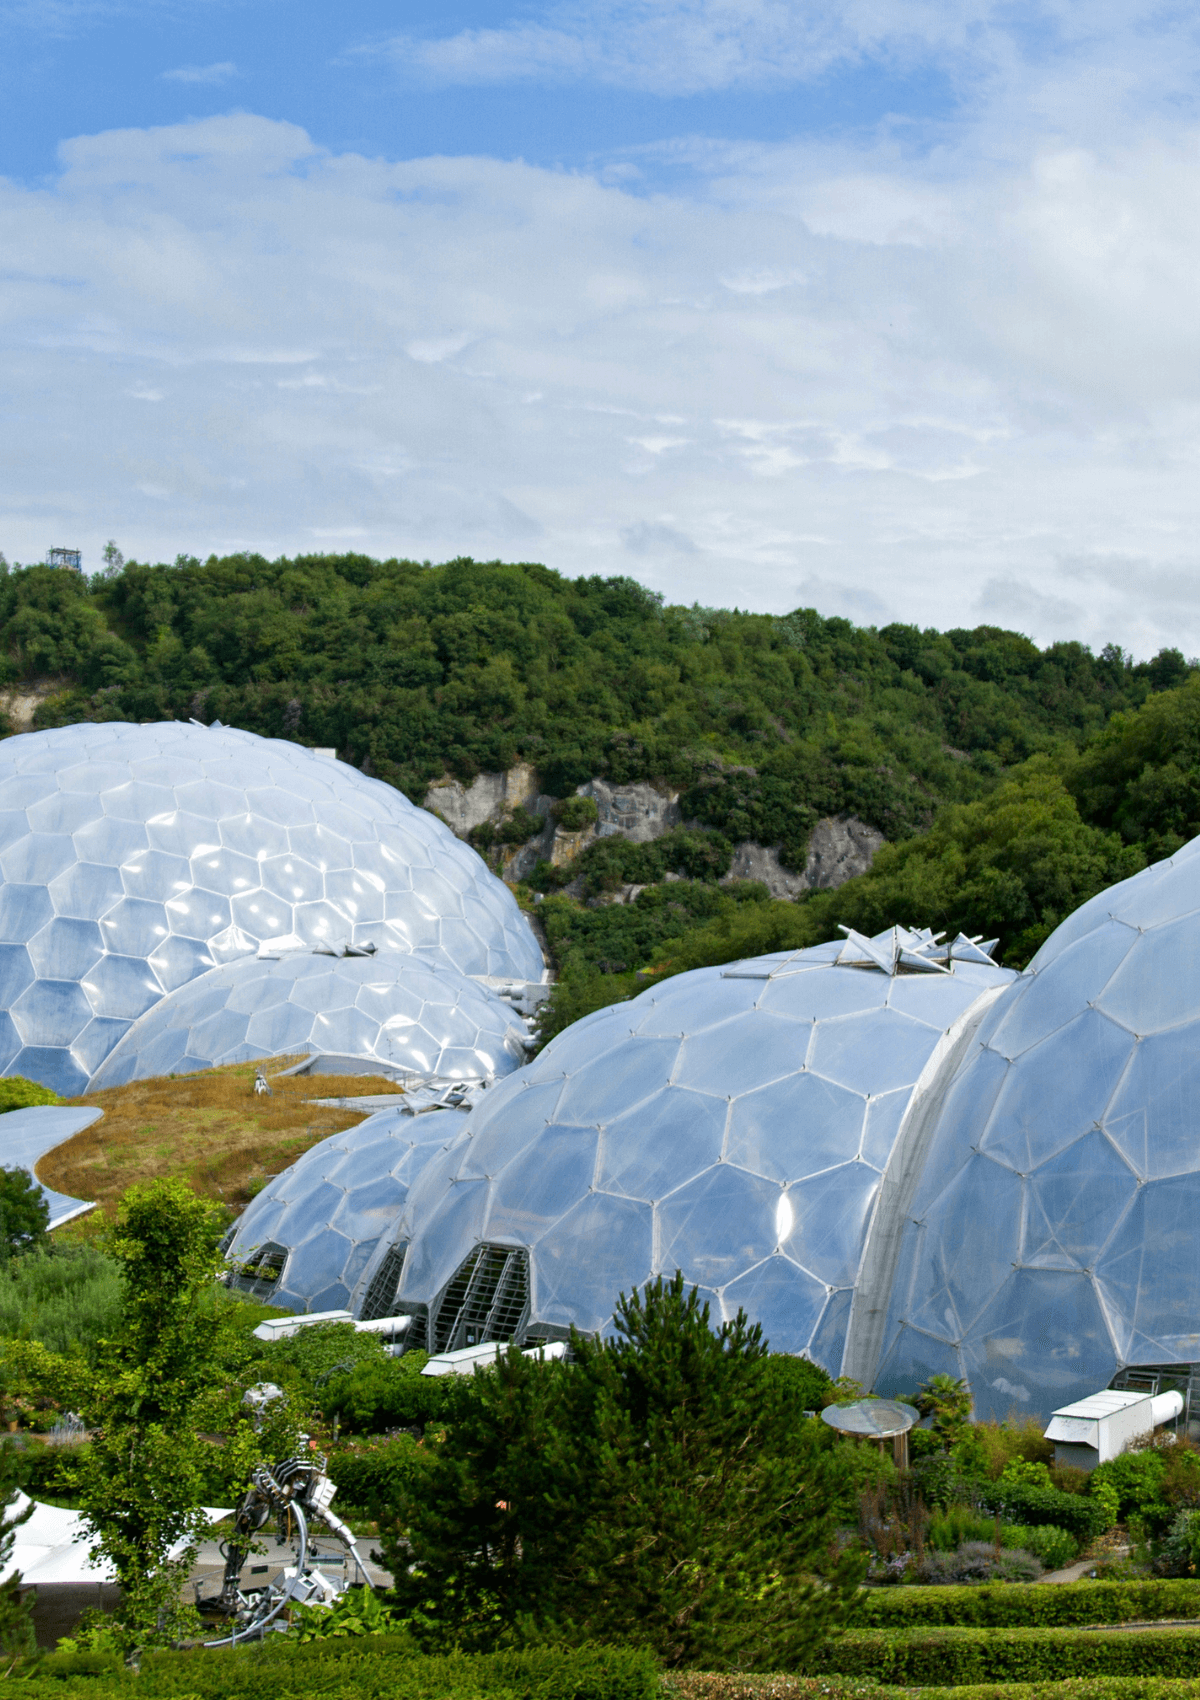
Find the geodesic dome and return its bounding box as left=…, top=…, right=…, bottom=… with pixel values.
left=224, top=1101, right=464, bottom=1314
left=867, top=840, right=1200, bottom=1422
left=0, top=721, right=543, bottom=1093
left=350, top=931, right=1013, bottom=1359
left=89, top=949, right=531, bottom=1090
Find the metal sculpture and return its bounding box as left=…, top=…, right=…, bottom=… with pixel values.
left=196, top=1450, right=370, bottom=1644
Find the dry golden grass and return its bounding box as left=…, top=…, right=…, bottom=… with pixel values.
left=38, top=1057, right=403, bottom=1215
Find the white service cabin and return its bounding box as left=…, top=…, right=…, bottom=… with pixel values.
left=1044, top=1388, right=1183, bottom=1470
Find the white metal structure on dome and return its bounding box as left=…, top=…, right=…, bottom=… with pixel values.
left=348, top=929, right=1013, bottom=1361
left=0, top=721, right=543, bottom=1093
left=89, top=947, right=531, bottom=1089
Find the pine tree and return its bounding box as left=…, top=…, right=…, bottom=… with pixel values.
left=384, top=1274, right=864, bottom=1667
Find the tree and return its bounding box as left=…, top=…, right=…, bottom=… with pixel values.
left=915, top=1373, right=973, bottom=1448
left=0, top=1170, right=48, bottom=1261
left=384, top=1274, right=865, bottom=1668
left=0, top=1448, right=34, bottom=1660
left=100, top=541, right=125, bottom=579
left=75, top=1180, right=239, bottom=1648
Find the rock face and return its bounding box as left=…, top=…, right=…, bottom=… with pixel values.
left=723, top=816, right=885, bottom=900
left=423, top=763, right=551, bottom=836
left=424, top=766, right=883, bottom=899
left=803, top=815, right=886, bottom=889
left=577, top=779, right=681, bottom=844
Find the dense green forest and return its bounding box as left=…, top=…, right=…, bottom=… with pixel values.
left=2, top=551, right=1198, bottom=1034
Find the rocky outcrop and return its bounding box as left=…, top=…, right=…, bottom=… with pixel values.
left=423, top=762, right=553, bottom=836
left=424, top=766, right=884, bottom=899
left=802, top=815, right=885, bottom=889
left=722, top=816, right=885, bottom=900
left=0, top=676, right=71, bottom=734
left=577, top=779, right=681, bottom=844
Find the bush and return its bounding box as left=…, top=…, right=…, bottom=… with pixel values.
left=981, top=1477, right=1111, bottom=1542
left=256, top=1320, right=388, bottom=1390
left=327, top=1435, right=433, bottom=1519
left=915, top=1541, right=1042, bottom=1585
left=18, top=1639, right=661, bottom=1699
left=319, top=1352, right=466, bottom=1433
left=954, top=1417, right=1055, bottom=1481
left=928, top=1505, right=997, bottom=1551
left=816, top=1624, right=1200, bottom=1683
left=0, top=1077, right=59, bottom=1113
left=551, top=795, right=600, bottom=831
left=856, top=1577, right=1200, bottom=1628
left=1007, top=1523, right=1079, bottom=1571
left=0, top=1244, right=121, bottom=1361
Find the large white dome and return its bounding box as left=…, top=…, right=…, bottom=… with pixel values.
left=350, top=932, right=1012, bottom=1358
left=0, top=721, right=543, bottom=1093
left=867, top=841, right=1200, bottom=1420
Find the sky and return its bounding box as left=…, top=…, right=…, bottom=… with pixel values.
left=3, top=2, right=1200, bottom=655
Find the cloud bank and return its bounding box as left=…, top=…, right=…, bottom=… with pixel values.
left=2, top=103, right=1200, bottom=655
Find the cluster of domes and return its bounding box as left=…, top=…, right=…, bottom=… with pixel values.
left=6, top=717, right=1200, bottom=1421
left=0, top=721, right=541, bottom=1093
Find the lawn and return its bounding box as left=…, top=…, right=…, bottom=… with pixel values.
left=37, top=1058, right=402, bottom=1216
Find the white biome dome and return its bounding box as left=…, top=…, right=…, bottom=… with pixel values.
left=223, top=1101, right=465, bottom=1315
left=349, top=928, right=1013, bottom=1357
left=89, top=949, right=531, bottom=1090
left=866, top=840, right=1200, bottom=1421
left=0, top=721, right=543, bottom=1093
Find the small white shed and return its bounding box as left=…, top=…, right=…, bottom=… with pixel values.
left=1045, top=1388, right=1183, bottom=1471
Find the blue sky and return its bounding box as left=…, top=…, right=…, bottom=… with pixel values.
left=3, top=1, right=1200, bottom=654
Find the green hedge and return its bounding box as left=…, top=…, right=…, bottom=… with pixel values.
left=817, top=1626, right=1200, bottom=1684
left=675, top=1679, right=1200, bottom=1700
left=13, top=1639, right=659, bottom=1699
left=981, top=1480, right=1110, bottom=1543
left=856, top=1578, right=1200, bottom=1629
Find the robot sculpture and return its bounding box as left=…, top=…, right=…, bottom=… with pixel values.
left=196, top=1448, right=370, bottom=1644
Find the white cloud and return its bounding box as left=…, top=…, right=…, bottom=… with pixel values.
left=161, top=61, right=238, bottom=85
left=4, top=111, right=1200, bottom=654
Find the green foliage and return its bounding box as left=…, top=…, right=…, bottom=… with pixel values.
left=381, top=1274, right=866, bottom=1668
left=1000, top=1460, right=1055, bottom=1489
left=1069, top=674, right=1200, bottom=859
left=855, top=1577, right=1200, bottom=1627
left=327, top=1435, right=435, bottom=1519
left=1156, top=1509, right=1200, bottom=1577
left=927, top=1505, right=998, bottom=1551
left=0, top=1448, right=34, bottom=1658
left=916, top=1374, right=974, bottom=1447
left=915, top=1542, right=1043, bottom=1585
left=21, top=1638, right=661, bottom=1699
left=320, top=1353, right=462, bottom=1435
left=980, top=1477, right=1111, bottom=1543
left=0, top=1168, right=49, bottom=1261
left=0, top=1245, right=120, bottom=1361
left=551, top=795, right=599, bottom=830
left=75, top=1179, right=276, bottom=1650
left=1006, top=1524, right=1079, bottom=1571
left=255, top=1319, right=387, bottom=1389
left=817, top=1624, right=1200, bottom=1682
left=291, top=1584, right=400, bottom=1641
left=0, top=1077, right=59, bottom=1113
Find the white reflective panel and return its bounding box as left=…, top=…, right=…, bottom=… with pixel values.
left=656, top=1164, right=780, bottom=1287
left=489, top=1125, right=600, bottom=1240
left=556, top=1035, right=680, bottom=1125
left=959, top=1269, right=1118, bottom=1423
left=100, top=899, right=170, bottom=957
left=0, top=885, right=53, bottom=943
left=876, top=1325, right=966, bottom=1398
left=533, top=1192, right=654, bottom=1332
left=0, top=945, right=34, bottom=1006
left=11, top=979, right=93, bottom=1047
left=884, top=972, right=995, bottom=1030
left=726, top=1071, right=865, bottom=1184
left=397, top=1176, right=492, bottom=1301
left=720, top=1255, right=827, bottom=1356
left=595, top=1088, right=727, bottom=1201
left=759, top=965, right=896, bottom=1022
left=673, top=1011, right=803, bottom=1096
left=121, top=851, right=192, bottom=903
left=82, top=955, right=164, bottom=1021
left=629, top=970, right=760, bottom=1037
left=861, top=1088, right=911, bottom=1168
left=456, top=1080, right=567, bottom=1179
left=979, top=1009, right=1135, bottom=1173
left=810, top=1285, right=855, bottom=1374
left=785, top=1162, right=879, bottom=1287
left=904, top=1154, right=1024, bottom=1343
left=1103, top=1026, right=1200, bottom=1179
left=3, top=833, right=78, bottom=886
left=1108, top=858, right=1200, bottom=932
left=1022, top=1131, right=1137, bottom=1271
left=47, top=863, right=124, bottom=921
left=991, top=921, right=1139, bottom=1059
left=809, top=1007, right=942, bottom=1097
left=1095, top=1174, right=1200, bottom=1356
left=27, top=918, right=103, bottom=981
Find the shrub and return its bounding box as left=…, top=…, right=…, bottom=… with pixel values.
left=1005, top=1523, right=1078, bottom=1571
left=981, top=1476, right=1111, bottom=1542
left=0, top=1077, right=59, bottom=1113
left=928, top=1504, right=996, bottom=1551
left=954, top=1417, right=1055, bottom=1481
left=915, top=1541, right=1042, bottom=1585
left=327, top=1435, right=434, bottom=1519
left=551, top=795, right=600, bottom=831
left=855, top=1577, right=1200, bottom=1628
left=256, top=1320, right=387, bottom=1390
left=319, top=1352, right=465, bottom=1433
left=1156, top=1509, right=1200, bottom=1576
left=0, top=1244, right=121, bottom=1361
left=816, top=1624, right=1200, bottom=1683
